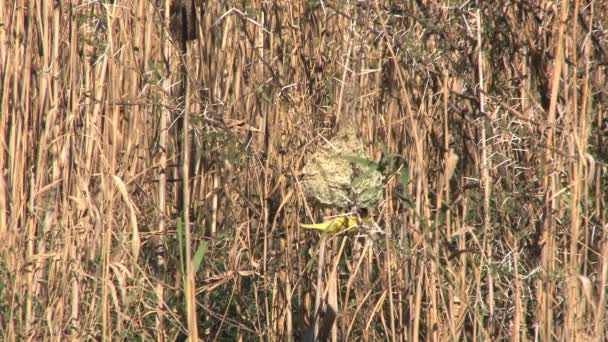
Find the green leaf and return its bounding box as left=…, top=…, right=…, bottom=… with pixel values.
left=377, top=144, right=405, bottom=174
left=148, top=60, right=162, bottom=82
left=380, top=144, right=403, bottom=161
left=400, top=163, right=410, bottom=189
left=336, top=154, right=379, bottom=171
left=192, top=240, right=208, bottom=274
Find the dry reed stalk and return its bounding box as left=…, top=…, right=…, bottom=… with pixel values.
left=566, top=0, right=582, bottom=339
left=538, top=0, right=569, bottom=339
left=182, top=29, right=199, bottom=342
left=0, top=0, right=12, bottom=242
left=102, top=4, right=120, bottom=339
left=154, top=0, right=172, bottom=340
left=476, top=7, right=496, bottom=336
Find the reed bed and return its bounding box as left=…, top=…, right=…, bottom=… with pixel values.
left=1, top=0, right=607, bottom=340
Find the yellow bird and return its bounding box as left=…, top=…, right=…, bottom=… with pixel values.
left=300, top=215, right=367, bottom=234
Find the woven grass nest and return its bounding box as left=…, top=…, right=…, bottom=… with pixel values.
left=302, top=126, right=384, bottom=209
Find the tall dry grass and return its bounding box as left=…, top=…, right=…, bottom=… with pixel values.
left=1, top=0, right=607, bottom=341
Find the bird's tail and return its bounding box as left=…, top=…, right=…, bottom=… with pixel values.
left=300, top=222, right=330, bottom=231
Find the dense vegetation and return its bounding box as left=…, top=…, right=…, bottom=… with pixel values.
left=2, top=0, right=607, bottom=340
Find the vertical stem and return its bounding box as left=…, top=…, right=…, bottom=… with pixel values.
left=588, top=3, right=608, bottom=337
left=68, top=3, right=81, bottom=339
left=157, top=0, right=171, bottom=340
left=0, top=0, right=8, bottom=240
left=102, top=2, right=119, bottom=339
left=25, top=0, right=46, bottom=332
left=313, top=237, right=327, bottom=340
left=442, top=70, right=459, bottom=339
left=566, top=0, right=580, bottom=339
left=211, top=172, right=219, bottom=236
left=511, top=230, right=522, bottom=342
left=412, top=261, right=423, bottom=342
left=539, top=0, right=568, bottom=338
left=182, top=33, right=199, bottom=342
left=385, top=232, right=396, bottom=342
left=476, top=6, right=494, bottom=323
